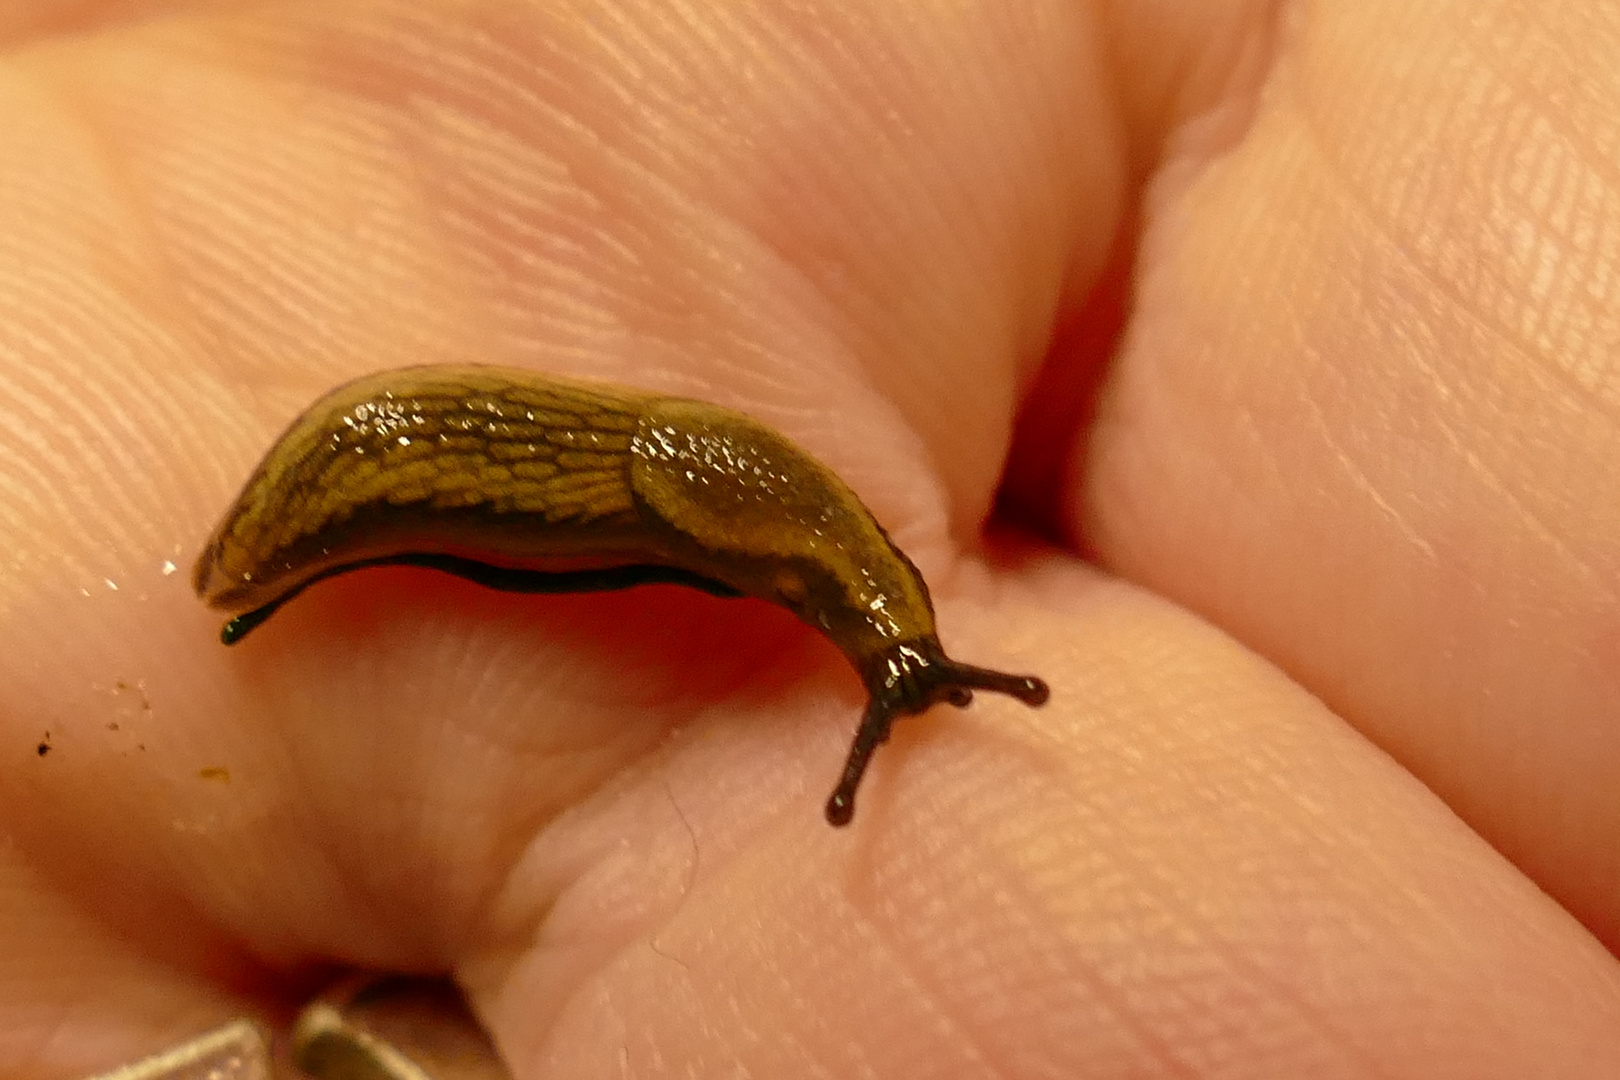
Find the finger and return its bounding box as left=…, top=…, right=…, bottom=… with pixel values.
left=1075, top=1, right=1620, bottom=945
left=0, top=1, right=189, bottom=47
left=465, top=562, right=1620, bottom=1078
left=0, top=0, right=1113, bottom=1009
left=11, top=0, right=1115, bottom=544
left=0, top=844, right=282, bottom=1080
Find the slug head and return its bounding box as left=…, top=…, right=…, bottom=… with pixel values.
left=629, top=400, right=941, bottom=660
left=825, top=638, right=1049, bottom=826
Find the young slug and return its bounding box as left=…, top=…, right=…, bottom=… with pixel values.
left=194, top=366, right=1049, bottom=825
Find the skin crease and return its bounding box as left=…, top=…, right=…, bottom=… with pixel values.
left=0, top=1, right=1617, bottom=1078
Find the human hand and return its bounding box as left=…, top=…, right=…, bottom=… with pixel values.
left=3, top=2, right=1618, bottom=1077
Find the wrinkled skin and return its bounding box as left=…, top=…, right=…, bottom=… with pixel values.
left=3, top=2, right=1620, bottom=1077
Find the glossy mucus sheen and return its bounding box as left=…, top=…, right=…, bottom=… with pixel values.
left=194, top=366, right=1049, bottom=825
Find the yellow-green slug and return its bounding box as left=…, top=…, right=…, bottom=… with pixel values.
left=193, top=366, right=1048, bottom=825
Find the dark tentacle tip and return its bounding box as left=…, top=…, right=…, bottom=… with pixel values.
left=824, top=700, right=895, bottom=828
left=1013, top=676, right=1050, bottom=707
left=936, top=662, right=1050, bottom=710
left=825, top=790, right=855, bottom=827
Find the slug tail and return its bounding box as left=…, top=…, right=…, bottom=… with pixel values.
left=221, top=600, right=285, bottom=644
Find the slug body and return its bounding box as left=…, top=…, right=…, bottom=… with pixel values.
left=195, top=365, right=1048, bottom=825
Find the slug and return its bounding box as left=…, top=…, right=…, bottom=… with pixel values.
left=194, top=366, right=1049, bottom=825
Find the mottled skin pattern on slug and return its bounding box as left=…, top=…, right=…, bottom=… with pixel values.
left=195, top=365, right=1048, bottom=825
left=194, top=367, right=932, bottom=661
left=194, top=368, right=659, bottom=610
left=630, top=397, right=935, bottom=666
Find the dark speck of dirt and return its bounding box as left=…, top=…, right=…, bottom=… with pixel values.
left=36, top=733, right=50, bottom=756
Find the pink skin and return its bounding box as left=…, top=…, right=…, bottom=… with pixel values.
left=3, top=2, right=1620, bottom=1078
